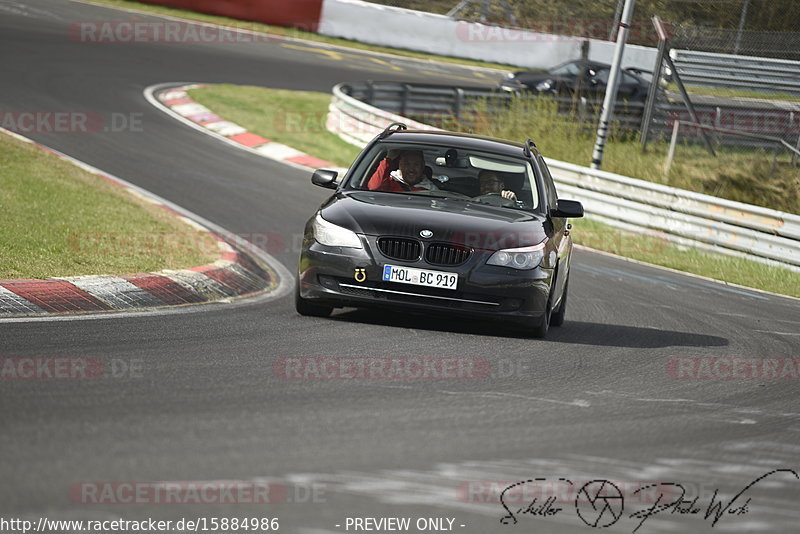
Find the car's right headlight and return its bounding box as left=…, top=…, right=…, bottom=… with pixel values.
left=312, top=213, right=363, bottom=249
left=486, top=241, right=547, bottom=270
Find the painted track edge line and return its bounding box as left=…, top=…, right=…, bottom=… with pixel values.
left=69, top=0, right=509, bottom=75
left=573, top=244, right=800, bottom=303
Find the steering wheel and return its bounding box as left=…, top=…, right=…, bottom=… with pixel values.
left=473, top=192, right=516, bottom=207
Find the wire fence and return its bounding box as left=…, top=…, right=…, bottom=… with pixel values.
left=669, top=23, right=800, bottom=61
left=642, top=22, right=800, bottom=163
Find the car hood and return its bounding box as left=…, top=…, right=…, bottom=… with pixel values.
left=319, top=192, right=548, bottom=250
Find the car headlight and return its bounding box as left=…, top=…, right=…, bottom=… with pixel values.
left=535, top=80, right=553, bottom=92
left=486, top=241, right=546, bottom=270
left=312, top=213, right=362, bottom=249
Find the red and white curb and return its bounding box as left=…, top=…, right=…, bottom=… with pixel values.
left=149, top=83, right=345, bottom=173
left=0, top=128, right=282, bottom=318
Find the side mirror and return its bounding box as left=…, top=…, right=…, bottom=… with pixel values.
left=550, top=199, right=584, bottom=218
left=311, top=169, right=338, bottom=189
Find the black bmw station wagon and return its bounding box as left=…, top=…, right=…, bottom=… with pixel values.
left=295, top=124, right=584, bottom=338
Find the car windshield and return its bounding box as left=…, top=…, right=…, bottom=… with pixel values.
left=345, top=142, right=540, bottom=212
left=549, top=61, right=582, bottom=77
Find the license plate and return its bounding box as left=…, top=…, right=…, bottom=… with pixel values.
left=382, top=264, right=458, bottom=290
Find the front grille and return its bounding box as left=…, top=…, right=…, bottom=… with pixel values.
left=378, top=237, right=420, bottom=261
left=425, top=243, right=472, bottom=266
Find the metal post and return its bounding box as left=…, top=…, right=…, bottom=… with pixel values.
left=454, top=88, right=464, bottom=122
left=591, top=0, right=635, bottom=170
left=664, top=119, right=680, bottom=182
left=578, top=97, right=587, bottom=128
left=793, top=112, right=800, bottom=167
left=366, top=80, right=374, bottom=106
left=481, top=0, right=490, bottom=22
left=573, top=40, right=590, bottom=110
left=639, top=17, right=669, bottom=150
left=497, top=0, right=515, bottom=25
left=446, top=0, right=470, bottom=18
left=664, top=53, right=717, bottom=156
left=609, top=0, right=625, bottom=41
left=733, top=0, right=750, bottom=55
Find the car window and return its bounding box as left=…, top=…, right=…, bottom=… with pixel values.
left=622, top=72, right=640, bottom=85
left=593, top=68, right=610, bottom=83
left=549, top=62, right=581, bottom=77
left=345, top=142, right=540, bottom=212
left=590, top=69, right=640, bottom=86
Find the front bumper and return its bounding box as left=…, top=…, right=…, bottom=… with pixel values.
left=298, top=238, right=553, bottom=324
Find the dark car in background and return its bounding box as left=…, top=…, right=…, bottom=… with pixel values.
left=499, top=59, right=652, bottom=102
left=295, top=123, right=584, bottom=338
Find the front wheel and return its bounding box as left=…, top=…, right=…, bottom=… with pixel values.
left=295, top=281, right=333, bottom=317
left=550, top=279, right=568, bottom=327
left=521, top=299, right=551, bottom=338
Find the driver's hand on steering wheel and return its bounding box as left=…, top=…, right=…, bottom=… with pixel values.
left=501, top=190, right=517, bottom=200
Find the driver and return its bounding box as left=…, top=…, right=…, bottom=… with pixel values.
left=478, top=170, right=517, bottom=200
left=367, top=150, right=439, bottom=192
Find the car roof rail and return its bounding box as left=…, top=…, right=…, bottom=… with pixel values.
left=379, top=122, right=407, bottom=139
left=523, top=138, right=537, bottom=157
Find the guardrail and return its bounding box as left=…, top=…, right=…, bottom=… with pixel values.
left=328, top=82, right=800, bottom=271
left=342, top=80, right=647, bottom=130
left=340, top=80, right=800, bottom=148
left=670, top=49, right=800, bottom=96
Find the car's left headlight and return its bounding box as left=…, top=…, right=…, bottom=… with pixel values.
left=486, top=241, right=546, bottom=270
left=312, top=213, right=363, bottom=249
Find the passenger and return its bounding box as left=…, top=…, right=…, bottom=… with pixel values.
left=478, top=170, right=517, bottom=200
left=367, top=150, right=439, bottom=192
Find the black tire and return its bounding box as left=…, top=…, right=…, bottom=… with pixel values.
left=530, top=310, right=550, bottom=338
left=550, top=279, right=568, bottom=327
left=522, top=298, right=551, bottom=338
left=295, top=282, right=333, bottom=317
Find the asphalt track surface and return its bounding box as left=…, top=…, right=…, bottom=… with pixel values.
left=1, top=1, right=799, bottom=533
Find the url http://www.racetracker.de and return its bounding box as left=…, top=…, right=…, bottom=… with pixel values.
left=0, top=517, right=280, bottom=533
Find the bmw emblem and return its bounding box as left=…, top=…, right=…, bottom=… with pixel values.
left=420, top=229, right=433, bottom=239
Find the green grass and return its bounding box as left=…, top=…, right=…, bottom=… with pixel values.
left=78, top=0, right=517, bottom=70
left=571, top=218, right=800, bottom=297
left=0, top=133, right=218, bottom=278
left=184, top=84, right=800, bottom=296
left=451, top=97, right=800, bottom=213
left=188, top=84, right=362, bottom=167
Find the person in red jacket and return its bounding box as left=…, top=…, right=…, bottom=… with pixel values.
left=367, top=150, right=437, bottom=192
